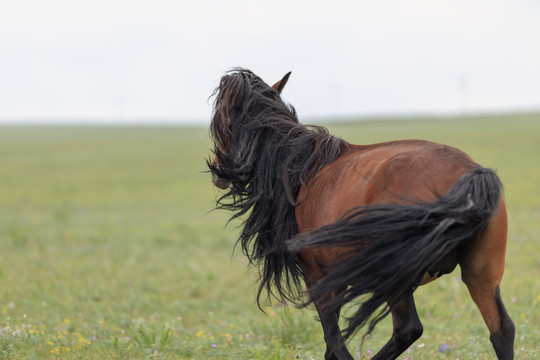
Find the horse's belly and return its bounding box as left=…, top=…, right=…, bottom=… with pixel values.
left=420, top=249, right=459, bottom=285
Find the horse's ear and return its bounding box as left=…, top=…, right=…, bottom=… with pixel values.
left=271, top=72, right=291, bottom=94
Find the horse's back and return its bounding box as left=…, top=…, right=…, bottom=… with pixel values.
left=296, top=139, right=478, bottom=231
left=294, top=139, right=508, bottom=285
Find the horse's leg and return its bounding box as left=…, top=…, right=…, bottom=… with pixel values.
left=298, top=250, right=353, bottom=360
left=371, top=293, right=423, bottom=360
left=463, top=281, right=515, bottom=359
left=460, top=201, right=515, bottom=360
left=312, top=292, right=353, bottom=360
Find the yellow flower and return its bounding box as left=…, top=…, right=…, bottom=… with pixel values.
left=195, top=330, right=205, bottom=337
left=264, top=306, right=277, bottom=317
left=77, top=334, right=91, bottom=345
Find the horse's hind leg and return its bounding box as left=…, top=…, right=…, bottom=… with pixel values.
left=372, top=293, right=423, bottom=360
left=460, top=201, right=515, bottom=359
left=462, top=278, right=515, bottom=359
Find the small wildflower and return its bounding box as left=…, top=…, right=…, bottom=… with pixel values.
left=211, top=343, right=217, bottom=348
left=417, top=343, right=425, bottom=348
left=195, top=330, right=205, bottom=337
left=438, top=344, right=448, bottom=353
left=265, top=306, right=277, bottom=317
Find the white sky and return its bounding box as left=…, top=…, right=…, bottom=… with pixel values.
left=1, top=0, right=539, bottom=124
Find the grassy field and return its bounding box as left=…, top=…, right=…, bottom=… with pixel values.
left=0, top=113, right=539, bottom=359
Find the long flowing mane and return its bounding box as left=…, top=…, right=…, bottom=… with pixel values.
left=208, top=69, right=347, bottom=305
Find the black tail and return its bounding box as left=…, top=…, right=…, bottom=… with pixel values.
left=287, top=167, right=503, bottom=340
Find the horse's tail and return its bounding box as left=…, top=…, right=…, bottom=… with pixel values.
left=287, top=167, right=503, bottom=340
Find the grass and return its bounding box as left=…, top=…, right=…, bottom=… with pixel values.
left=0, top=113, right=539, bottom=359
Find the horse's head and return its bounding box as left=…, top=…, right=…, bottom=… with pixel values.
left=208, top=69, right=292, bottom=190
left=211, top=152, right=232, bottom=189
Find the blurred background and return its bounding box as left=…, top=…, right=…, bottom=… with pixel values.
left=1, top=0, right=539, bottom=124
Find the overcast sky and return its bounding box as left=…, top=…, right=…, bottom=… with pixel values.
left=1, top=0, right=539, bottom=124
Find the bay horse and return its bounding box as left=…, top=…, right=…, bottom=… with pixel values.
left=208, top=68, right=514, bottom=360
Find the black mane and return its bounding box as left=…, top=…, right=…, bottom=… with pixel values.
left=208, top=68, right=346, bottom=305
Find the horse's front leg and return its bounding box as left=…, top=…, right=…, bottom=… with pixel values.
left=371, top=293, right=423, bottom=360
left=297, top=248, right=353, bottom=359
left=311, top=291, right=354, bottom=360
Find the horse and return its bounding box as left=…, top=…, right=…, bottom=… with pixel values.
left=207, top=68, right=515, bottom=360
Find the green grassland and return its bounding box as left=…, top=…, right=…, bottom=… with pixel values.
left=0, top=114, right=539, bottom=359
